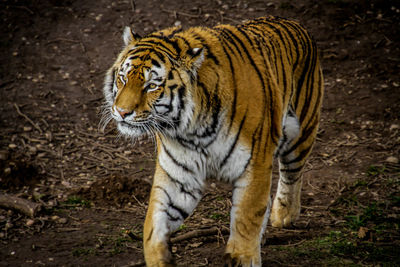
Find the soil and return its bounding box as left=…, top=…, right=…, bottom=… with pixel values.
left=0, top=0, right=399, bottom=266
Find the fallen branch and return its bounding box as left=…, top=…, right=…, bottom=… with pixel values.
left=126, top=261, right=146, bottom=267
left=124, top=227, right=229, bottom=266
left=170, top=226, right=229, bottom=243
left=0, top=193, right=42, bottom=217
left=13, top=103, right=43, bottom=134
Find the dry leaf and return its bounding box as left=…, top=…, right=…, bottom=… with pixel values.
left=358, top=226, right=368, bottom=239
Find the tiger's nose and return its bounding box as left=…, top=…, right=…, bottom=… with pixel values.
left=115, top=106, right=132, bottom=119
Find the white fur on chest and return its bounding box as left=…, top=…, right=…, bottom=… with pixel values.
left=159, top=128, right=251, bottom=184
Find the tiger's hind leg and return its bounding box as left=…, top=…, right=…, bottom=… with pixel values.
left=270, top=108, right=319, bottom=228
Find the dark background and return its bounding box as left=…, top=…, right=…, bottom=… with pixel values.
left=0, top=0, right=399, bottom=266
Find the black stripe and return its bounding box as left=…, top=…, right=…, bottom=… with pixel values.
left=154, top=50, right=167, bottom=63
left=166, top=27, right=183, bottom=38
left=218, top=28, right=244, bottom=60
left=154, top=186, right=189, bottom=220
left=136, top=42, right=176, bottom=59
left=169, top=202, right=189, bottom=220
left=279, top=173, right=302, bottom=185
left=262, top=25, right=289, bottom=98
left=193, top=74, right=222, bottom=140
left=213, top=34, right=237, bottom=133
left=175, top=36, right=191, bottom=49
left=234, top=26, right=280, bottom=146
left=302, top=69, right=322, bottom=131
left=220, top=111, right=247, bottom=168
left=237, top=122, right=262, bottom=178
left=294, top=49, right=311, bottom=110
left=166, top=84, right=175, bottom=115
left=167, top=71, right=174, bottom=80
left=236, top=27, right=274, bottom=155
left=271, top=20, right=298, bottom=68
left=281, top=144, right=313, bottom=165
left=168, top=84, right=178, bottom=90
left=161, top=141, right=194, bottom=174
left=175, top=85, right=186, bottom=125
left=151, top=58, right=161, bottom=68
left=140, top=39, right=177, bottom=55
left=197, top=81, right=211, bottom=111
left=176, top=136, right=198, bottom=151
left=165, top=209, right=180, bottom=221
left=206, top=50, right=220, bottom=65
left=146, top=227, right=153, bottom=242
left=275, top=131, right=288, bottom=157
left=128, top=55, right=140, bottom=61
left=151, top=35, right=182, bottom=56
left=254, top=19, right=302, bottom=71
left=126, top=47, right=150, bottom=55
left=164, top=170, right=200, bottom=200
left=280, top=117, right=319, bottom=158
left=299, top=47, right=317, bottom=123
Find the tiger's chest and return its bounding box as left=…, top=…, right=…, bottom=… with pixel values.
left=158, top=129, right=252, bottom=184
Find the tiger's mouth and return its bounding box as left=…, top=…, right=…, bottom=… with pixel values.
left=118, top=118, right=152, bottom=129
left=117, top=120, right=151, bottom=137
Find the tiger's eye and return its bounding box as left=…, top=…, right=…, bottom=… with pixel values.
left=149, top=83, right=157, bottom=89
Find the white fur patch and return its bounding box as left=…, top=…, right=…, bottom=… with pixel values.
left=282, top=113, right=300, bottom=141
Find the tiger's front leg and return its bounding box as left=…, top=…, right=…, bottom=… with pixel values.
left=143, top=163, right=203, bottom=266
left=224, top=158, right=273, bottom=267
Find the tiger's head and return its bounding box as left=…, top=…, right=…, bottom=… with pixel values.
left=102, top=26, right=205, bottom=139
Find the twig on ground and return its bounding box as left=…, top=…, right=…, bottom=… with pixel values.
left=130, top=0, right=136, bottom=12
left=281, top=239, right=307, bottom=247
left=161, top=8, right=201, bottom=18
left=8, top=5, right=34, bottom=14
left=125, top=261, right=146, bottom=267
left=170, top=226, right=229, bottom=243
left=132, top=194, right=146, bottom=208
left=115, top=153, right=133, bottom=163
left=14, top=103, right=43, bottom=134
left=46, top=38, right=82, bottom=45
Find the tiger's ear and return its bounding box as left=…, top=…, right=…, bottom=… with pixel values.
left=190, top=47, right=205, bottom=69
left=123, top=26, right=141, bottom=46
left=181, top=47, right=205, bottom=75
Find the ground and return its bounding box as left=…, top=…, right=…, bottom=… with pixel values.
left=0, top=0, right=399, bottom=266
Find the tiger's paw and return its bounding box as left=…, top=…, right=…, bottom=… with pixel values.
left=144, top=241, right=175, bottom=267
left=270, top=198, right=300, bottom=228
left=223, top=252, right=261, bottom=267
left=145, top=258, right=175, bottom=267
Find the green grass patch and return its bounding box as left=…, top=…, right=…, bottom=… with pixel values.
left=63, top=196, right=91, bottom=208
left=276, top=230, right=399, bottom=265
left=366, top=165, right=386, bottom=176
left=209, top=212, right=228, bottom=221
left=72, top=247, right=96, bottom=257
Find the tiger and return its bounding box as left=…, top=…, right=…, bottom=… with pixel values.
left=102, top=16, right=323, bottom=267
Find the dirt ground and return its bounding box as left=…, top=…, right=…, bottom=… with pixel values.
left=0, top=0, right=399, bottom=266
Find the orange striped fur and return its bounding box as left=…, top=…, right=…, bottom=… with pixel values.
left=103, top=16, right=323, bottom=266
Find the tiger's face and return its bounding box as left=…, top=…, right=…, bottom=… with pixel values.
left=102, top=27, right=205, bottom=139
left=105, top=52, right=169, bottom=137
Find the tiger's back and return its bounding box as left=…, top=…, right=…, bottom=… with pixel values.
left=103, top=16, right=323, bottom=267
